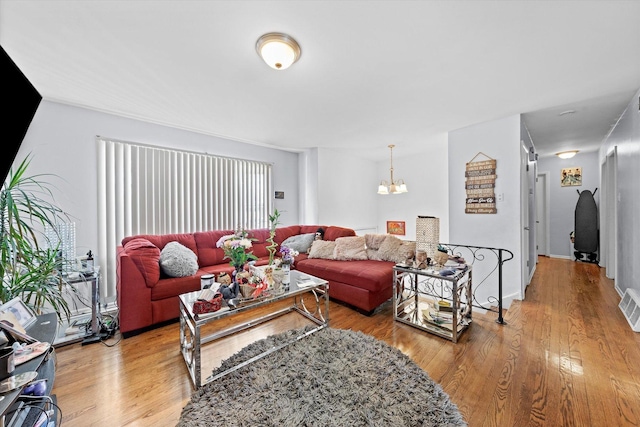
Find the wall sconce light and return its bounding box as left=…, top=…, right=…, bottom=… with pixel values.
left=378, top=144, right=408, bottom=195
left=256, top=32, right=301, bottom=70
left=556, top=150, right=579, bottom=159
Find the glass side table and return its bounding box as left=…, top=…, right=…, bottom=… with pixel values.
left=393, top=265, right=472, bottom=343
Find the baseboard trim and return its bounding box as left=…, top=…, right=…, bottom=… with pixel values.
left=550, top=254, right=572, bottom=260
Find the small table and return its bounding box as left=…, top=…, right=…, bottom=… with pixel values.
left=54, top=270, right=101, bottom=347
left=393, top=265, right=473, bottom=343
left=179, top=269, right=329, bottom=388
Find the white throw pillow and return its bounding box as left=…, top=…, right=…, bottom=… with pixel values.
left=159, top=241, right=199, bottom=277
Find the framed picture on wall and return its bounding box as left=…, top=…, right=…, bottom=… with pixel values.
left=386, top=221, right=406, bottom=235
left=561, top=167, right=582, bottom=187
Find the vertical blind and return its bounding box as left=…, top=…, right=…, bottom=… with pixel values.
left=97, top=137, right=273, bottom=300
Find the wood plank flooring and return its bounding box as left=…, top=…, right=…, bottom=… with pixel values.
left=52, top=257, right=640, bottom=426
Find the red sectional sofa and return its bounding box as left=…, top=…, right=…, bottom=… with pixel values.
left=116, top=225, right=401, bottom=337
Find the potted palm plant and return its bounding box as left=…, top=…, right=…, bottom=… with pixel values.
left=0, top=154, right=76, bottom=322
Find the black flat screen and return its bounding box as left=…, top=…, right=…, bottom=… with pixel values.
left=1, top=45, right=42, bottom=185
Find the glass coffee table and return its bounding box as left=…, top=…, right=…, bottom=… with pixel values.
left=179, top=269, right=329, bottom=388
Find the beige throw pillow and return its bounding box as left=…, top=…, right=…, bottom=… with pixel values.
left=364, top=234, right=388, bottom=250
left=396, top=241, right=416, bottom=264
left=308, top=240, right=336, bottom=259
left=333, top=236, right=368, bottom=261
left=377, top=235, right=403, bottom=260
left=374, top=235, right=416, bottom=263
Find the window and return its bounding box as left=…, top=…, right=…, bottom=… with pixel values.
left=97, top=137, right=273, bottom=299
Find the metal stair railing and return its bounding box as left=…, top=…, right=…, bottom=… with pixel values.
left=439, top=243, right=514, bottom=324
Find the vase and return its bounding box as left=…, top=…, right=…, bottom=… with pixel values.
left=281, top=264, right=290, bottom=290
left=271, top=268, right=285, bottom=295
left=231, top=264, right=245, bottom=297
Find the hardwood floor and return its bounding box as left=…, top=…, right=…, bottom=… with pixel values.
left=52, top=257, right=640, bottom=426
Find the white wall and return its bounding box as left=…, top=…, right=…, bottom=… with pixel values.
left=375, top=134, right=450, bottom=242
left=315, top=148, right=379, bottom=231
left=448, top=115, right=524, bottom=308
left=599, top=89, right=640, bottom=298
left=14, top=101, right=301, bottom=268
left=537, top=151, right=600, bottom=258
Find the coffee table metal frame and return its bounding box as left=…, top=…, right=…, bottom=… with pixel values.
left=179, top=270, right=329, bottom=388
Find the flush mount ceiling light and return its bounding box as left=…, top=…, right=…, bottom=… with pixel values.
left=256, top=32, right=301, bottom=70
left=556, top=150, right=579, bottom=159
left=378, top=144, right=408, bottom=195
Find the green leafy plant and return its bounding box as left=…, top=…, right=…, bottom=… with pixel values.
left=267, top=209, right=281, bottom=265
left=1, top=154, right=76, bottom=321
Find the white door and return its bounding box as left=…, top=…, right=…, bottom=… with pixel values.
left=601, top=148, right=617, bottom=282
left=536, top=172, right=549, bottom=256
left=520, top=142, right=530, bottom=297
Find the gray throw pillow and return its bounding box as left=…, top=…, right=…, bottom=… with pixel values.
left=281, top=233, right=316, bottom=253
left=159, top=241, right=199, bottom=277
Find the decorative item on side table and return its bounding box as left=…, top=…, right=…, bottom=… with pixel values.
left=416, top=216, right=439, bottom=261
left=215, top=230, right=257, bottom=300
left=192, top=288, right=223, bottom=315
left=433, top=245, right=449, bottom=266
left=277, top=245, right=298, bottom=289
left=413, top=250, right=429, bottom=270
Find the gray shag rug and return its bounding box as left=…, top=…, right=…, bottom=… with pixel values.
left=177, top=327, right=466, bottom=427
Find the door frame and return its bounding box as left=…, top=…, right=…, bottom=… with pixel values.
left=536, top=171, right=550, bottom=257
left=601, top=147, right=618, bottom=286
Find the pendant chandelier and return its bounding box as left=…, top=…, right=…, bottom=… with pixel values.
left=377, top=144, right=408, bottom=195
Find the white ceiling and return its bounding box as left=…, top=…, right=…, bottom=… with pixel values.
left=1, top=1, right=639, bottom=161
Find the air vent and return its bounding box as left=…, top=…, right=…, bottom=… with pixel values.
left=619, top=289, right=640, bottom=332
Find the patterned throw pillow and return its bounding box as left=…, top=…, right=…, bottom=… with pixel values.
left=159, top=241, right=199, bottom=277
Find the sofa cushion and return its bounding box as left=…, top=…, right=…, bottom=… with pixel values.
left=151, top=275, right=202, bottom=301
left=245, top=228, right=271, bottom=258
left=308, top=240, right=336, bottom=259
left=296, top=258, right=395, bottom=293
left=323, top=226, right=356, bottom=241
left=159, top=241, right=199, bottom=277
left=123, top=238, right=161, bottom=287
left=281, top=233, right=315, bottom=254
left=333, top=236, right=368, bottom=261
left=275, top=225, right=302, bottom=245
left=300, top=225, right=328, bottom=235
left=193, top=230, right=233, bottom=267
left=122, top=233, right=198, bottom=256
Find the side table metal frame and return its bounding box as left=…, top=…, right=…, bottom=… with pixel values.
left=393, top=265, right=473, bottom=343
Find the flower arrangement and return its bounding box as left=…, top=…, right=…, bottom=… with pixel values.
left=216, top=230, right=258, bottom=268
left=279, top=245, right=299, bottom=266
